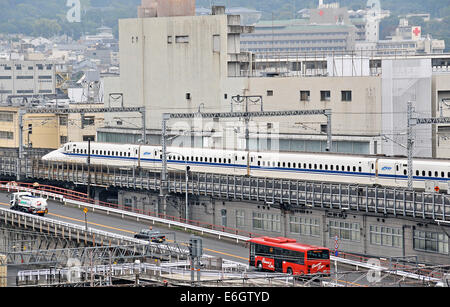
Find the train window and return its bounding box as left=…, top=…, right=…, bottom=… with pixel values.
left=258, top=161, right=261, bottom=166
left=209, top=157, right=212, bottom=163
left=293, top=163, right=296, bottom=168
left=228, top=159, right=231, bottom=164
left=396, top=165, right=399, bottom=171
left=219, top=158, right=222, bottom=163
left=428, top=171, right=432, bottom=177
left=319, top=164, right=322, bottom=170
left=371, top=163, right=374, bottom=170
left=282, top=162, right=285, bottom=167
left=128, top=152, right=131, bottom=157
left=73, top=149, right=76, bottom=153
left=196, top=157, right=198, bottom=162
left=325, top=165, right=328, bottom=170
left=404, top=170, right=407, bottom=175
left=435, top=171, right=438, bottom=177
left=287, top=162, right=290, bottom=168
left=422, top=171, right=425, bottom=176
left=359, top=167, right=362, bottom=172
left=214, top=158, right=217, bottom=163
left=314, top=164, right=317, bottom=169
left=330, top=165, right=333, bottom=171
left=441, top=172, right=444, bottom=178
left=242, top=156, right=245, bottom=160
left=353, top=166, right=356, bottom=172
left=416, top=170, right=419, bottom=176
left=347, top=166, right=350, bottom=172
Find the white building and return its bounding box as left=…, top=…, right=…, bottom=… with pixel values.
left=0, top=60, right=56, bottom=102
left=99, top=4, right=450, bottom=159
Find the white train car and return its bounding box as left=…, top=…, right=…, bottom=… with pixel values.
left=41, top=142, right=450, bottom=193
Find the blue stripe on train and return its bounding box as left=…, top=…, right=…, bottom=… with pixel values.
left=62, top=152, right=450, bottom=182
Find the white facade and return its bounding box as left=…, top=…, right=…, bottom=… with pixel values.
left=101, top=11, right=450, bottom=158
left=0, top=60, right=56, bottom=101
left=381, top=59, right=432, bottom=157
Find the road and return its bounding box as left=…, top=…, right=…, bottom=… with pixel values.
left=0, top=191, right=250, bottom=264
left=0, top=191, right=419, bottom=287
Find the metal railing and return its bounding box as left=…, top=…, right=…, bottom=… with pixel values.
left=1, top=156, right=449, bottom=223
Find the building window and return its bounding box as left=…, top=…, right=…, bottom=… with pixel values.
left=0, top=131, right=13, bottom=140
left=16, top=76, right=33, bottom=79
left=341, top=90, right=352, bottom=102
left=252, top=212, right=281, bottom=232
left=60, top=135, right=68, bottom=144
left=59, top=116, right=68, bottom=126
left=167, top=36, right=173, bottom=44
left=124, top=198, right=133, bottom=211
left=213, top=34, right=220, bottom=52
left=414, top=230, right=449, bottom=254
left=82, top=116, right=95, bottom=127
left=321, top=90, right=331, bottom=101
left=300, top=90, right=310, bottom=102
left=83, top=135, right=95, bottom=142
left=267, top=90, right=273, bottom=96
left=38, top=75, right=52, bottom=80
left=175, top=35, right=189, bottom=43
left=221, top=209, right=227, bottom=227
left=289, top=216, right=320, bottom=236
left=236, top=209, right=246, bottom=228
left=370, top=225, right=402, bottom=248
left=17, top=90, right=33, bottom=94
left=0, top=112, right=13, bottom=122
left=329, top=220, right=360, bottom=242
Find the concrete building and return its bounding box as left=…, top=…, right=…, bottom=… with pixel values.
left=0, top=106, right=67, bottom=150
left=0, top=60, right=56, bottom=102
left=100, top=6, right=254, bottom=145
left=240, top=20, right=357, bottom=55
left=99, top=4, right=450, bottom=160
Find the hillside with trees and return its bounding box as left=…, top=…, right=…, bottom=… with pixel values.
left=0, top=0, right=449, bottom=50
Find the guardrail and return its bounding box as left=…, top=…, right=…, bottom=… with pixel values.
left=1, top=181, right=447, bottom=285
left=3, top=156, right=449, bottom=223
left=0, top=181, right=260, bottom=242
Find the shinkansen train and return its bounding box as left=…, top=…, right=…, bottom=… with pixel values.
left=41, top=142, right=450, bottom=193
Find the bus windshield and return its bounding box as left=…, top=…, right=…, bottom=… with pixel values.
left=307, top=249, right=330, bottom=260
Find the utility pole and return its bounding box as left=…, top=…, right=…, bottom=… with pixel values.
left=407, top=101, right=414, bottom=190
left=406, top=101, right=450, bottom=190
left=17, top=109, right=25, bottom=181
left=231, top=95, right=264, bottom=176
left=87, top=139, right=91, bottom=199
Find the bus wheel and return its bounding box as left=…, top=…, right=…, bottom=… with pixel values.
left=257, top=262, right=263, bottom=272
left=287, top=268, right=293, bottom=275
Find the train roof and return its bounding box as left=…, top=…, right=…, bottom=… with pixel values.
left=62, top=141, right=450, bottom=163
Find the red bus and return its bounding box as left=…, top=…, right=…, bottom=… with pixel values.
left=248, top=236, right=331, bottom=276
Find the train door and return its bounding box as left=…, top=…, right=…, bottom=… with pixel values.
left=369, top=161, right=376, bottom=182
left=395, top=163, right=402, bottom=183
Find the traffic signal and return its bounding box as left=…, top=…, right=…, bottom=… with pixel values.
left=189, top=236, right=203, bottom=258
